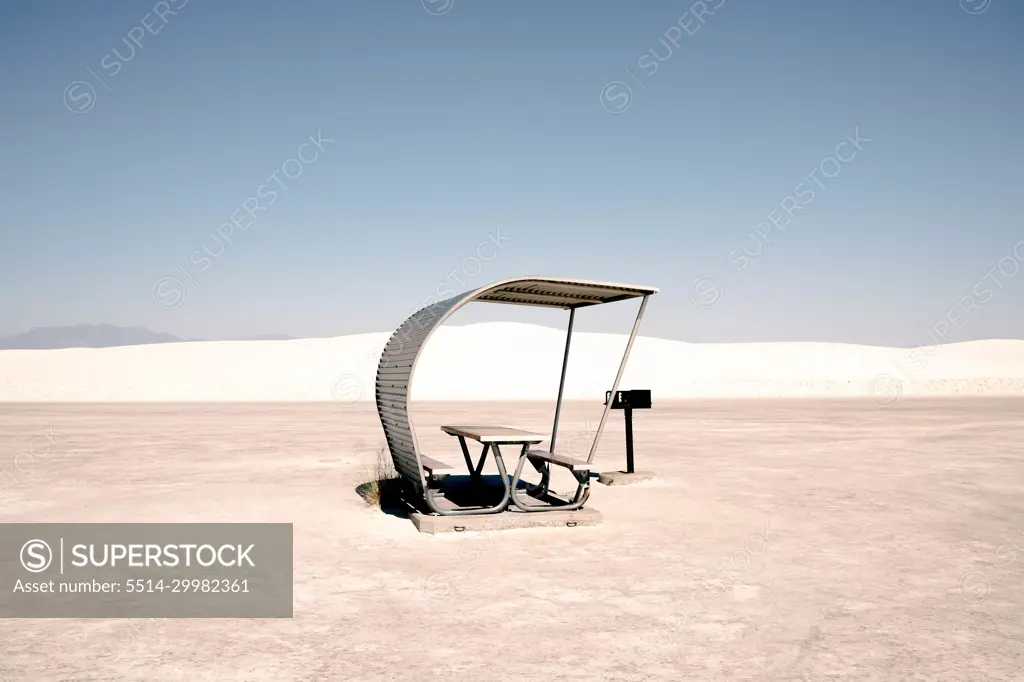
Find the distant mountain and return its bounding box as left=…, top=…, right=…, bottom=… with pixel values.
left=0, top=324, right=186, bottom=350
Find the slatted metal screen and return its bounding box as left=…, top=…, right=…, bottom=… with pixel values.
left=375, top=292, right=472, bottom=487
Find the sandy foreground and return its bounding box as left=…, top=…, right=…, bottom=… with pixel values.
left=1, top=399, right=1023, bottom=681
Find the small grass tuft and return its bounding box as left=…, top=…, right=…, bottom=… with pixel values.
left=356, top=445, right=403, bottom=509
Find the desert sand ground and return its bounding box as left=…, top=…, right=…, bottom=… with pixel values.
left=1, top=399, right=1022, bottom=681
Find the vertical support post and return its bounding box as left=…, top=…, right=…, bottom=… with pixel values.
left=624, top=406, right=635, bottom=473
left=549, top=307, right=576, bottom=453
left=588, top=296, right=649, bottom=464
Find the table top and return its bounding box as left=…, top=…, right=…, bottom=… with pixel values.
left=441, top=425, right=547, bottom=444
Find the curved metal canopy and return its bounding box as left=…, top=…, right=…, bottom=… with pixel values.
left=470, top=277, right=658, bottom=308
left=375, top=276, right=658, bottom=490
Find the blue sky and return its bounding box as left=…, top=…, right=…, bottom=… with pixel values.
left=0, top=0, right=1021, bottom=345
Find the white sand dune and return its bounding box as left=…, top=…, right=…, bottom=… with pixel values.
left=1, top=322, right=1024, bottom=402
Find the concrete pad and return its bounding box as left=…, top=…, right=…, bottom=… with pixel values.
left=598, top=470, right=656, bottom=486
left=409, top=506, right=601, bottom=534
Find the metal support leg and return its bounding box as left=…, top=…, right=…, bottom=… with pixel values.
left=588, top=295, right=649, bottom=465
left=473, top=444, right=491, bottom=477
left=536, top=463, right=551, bottom=497
left=510, top=444, right=548, bottom=510
left=524, top=455, right=551, bottom=497
left=515, top=445, right=563, bottom=507
left=510, top=446, right=592, bottom=513
left=459, top=436, right=491, bottom=480
left=569, top=470, right=592, bottom=506
left=423, top=450, right=511, bottom=516
left=550, top=307, right=575, bottom=453
left=458, top=436, right=475, bottom=476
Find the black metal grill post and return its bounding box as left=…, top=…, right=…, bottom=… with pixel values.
left=604, top=389, right=649, bottom=475
left=624, top=405, right=635, bottom=474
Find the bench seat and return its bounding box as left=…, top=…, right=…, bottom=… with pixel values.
left=526, top=449, right=597, bottom=471
left=420, top=455, right=455, bottom=474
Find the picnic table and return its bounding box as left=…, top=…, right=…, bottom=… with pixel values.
left=441, top=425, right=595, bottom=512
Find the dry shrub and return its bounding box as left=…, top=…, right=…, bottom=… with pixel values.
left=356, top=445, right=403, bottom=509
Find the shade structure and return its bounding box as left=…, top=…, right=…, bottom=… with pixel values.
left=375, top=276, right=658, bottom=498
